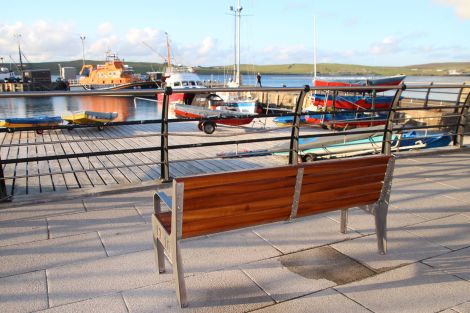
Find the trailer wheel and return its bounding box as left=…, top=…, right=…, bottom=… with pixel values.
left=36, top=129, right=44, bottom=135
left=97, top=125, right=105, bottom=131
left=202, top=121, right=216, bottom=134
left=197, top=121, right=203, bottom=131
left=303, top=153, right=316, bottom=162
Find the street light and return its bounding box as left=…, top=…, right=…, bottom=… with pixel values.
left=80, top=35, right=86, bottom=66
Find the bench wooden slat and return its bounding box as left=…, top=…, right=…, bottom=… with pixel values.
left=182, top=176, right=296, bottom=200
left=301, top=163, right=387, bottom=185
left=301, top=172, right=386, bottom=195
left=183, top=180, right=296, bottom=211
left=298, top=191, right=381, bottom=217
left=176, top=166, right=298, bottom=190
left=181, top=206, right=292, bottom=238
left=300, top=155, right=390, bottom=175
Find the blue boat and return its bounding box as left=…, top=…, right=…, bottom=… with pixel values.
left=0, top=116, right=62, bottom=134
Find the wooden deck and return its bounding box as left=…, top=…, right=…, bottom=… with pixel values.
left=0, top=118, right=319, bottom=198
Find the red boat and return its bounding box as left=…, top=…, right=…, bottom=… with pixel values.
left=313, top=75, right=405, bottom=91
left=305, top=111, right=388, bottom=130
left=173, top=103, right=255, bottom=134
left=311, top=94, right=395, bottom=110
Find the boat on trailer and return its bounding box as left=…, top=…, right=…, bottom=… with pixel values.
left=61, top=111, right=118, bottom=130
left=0, top=116, right=62, bottom=134
left=173, top=103, right=256, bottom=134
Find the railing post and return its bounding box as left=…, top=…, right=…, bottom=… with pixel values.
left=160, top=87, right=172, bottom=182
left=453, top=91, right=470, bottom=147
left=423, top=82, right=433, bottom=108
left=382, top=85, right=404, bottom=155
left=0, top=156, right=9, bottom=202
left=289, top=85, right=310, bottom=164
left=454, top=83, right=466, bottom=114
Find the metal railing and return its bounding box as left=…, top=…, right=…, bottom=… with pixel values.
left=0, top=83, right=469, bottom=202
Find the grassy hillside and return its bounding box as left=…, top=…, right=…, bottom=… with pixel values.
left=18, top=60, right=470, bottom=76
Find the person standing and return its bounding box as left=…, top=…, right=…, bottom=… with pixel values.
left=256, top=72, right=262, bottom=87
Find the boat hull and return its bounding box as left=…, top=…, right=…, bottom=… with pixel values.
left=305, top=111, right=388, bottom=129
left=173, top=104, right=254, bottom=126
left=0, top=116, right=62, bottom=128
left=61, top=111, right=118, bottom=124
left=312, top=94, right=395, bottom=110
left=313, top=75, right=406, bottom=91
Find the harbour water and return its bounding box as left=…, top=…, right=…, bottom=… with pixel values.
left=0, top=75, right=467, bottom=121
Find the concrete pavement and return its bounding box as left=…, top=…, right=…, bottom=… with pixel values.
left=0, top=150, right=469, bottom=312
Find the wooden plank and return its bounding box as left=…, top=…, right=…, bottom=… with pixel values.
left=42, top=130, right=67, bottom=192
left=177, top=165, right=298, bottom=190
left=52, top=130, right=80, bottom=190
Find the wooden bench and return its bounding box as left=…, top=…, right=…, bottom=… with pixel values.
left=152, top=154, right=395, bottom=307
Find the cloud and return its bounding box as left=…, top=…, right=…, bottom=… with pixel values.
left=433, top=0, right=470, bottom=19
left=370, top=36, right=401, bottom=55
left=97, top=22, right=114, bottom=35
left=198, top=37, right=215, bottom=55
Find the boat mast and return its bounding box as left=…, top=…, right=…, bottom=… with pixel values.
left=313, top=16, right=317, bottom=82
left=165, top=32, right=172, bottom=73
left=15, top=34, right=23, bottom=75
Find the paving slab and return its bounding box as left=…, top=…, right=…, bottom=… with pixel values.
left=36, top=293, right=128, bottom=313
left=47, top=208, right=146, bottom=238
left=390, top=177, right=459, bottom=203
left=253, top=214, right=361, bottom=254
left=0, top=200, right=86, bottom=222
left=448, top=301, right=470, bottom=313
left=46, top=249, right=170, bottom=307
left=122, top=269, right=274, bottom=312
left=83, top=190, right=154, bottom=211
left=251, top=288, right=372, bottom=313
left=0, top=270, right=48, bottom=313
left=241, top=256, right=334, bottom=303
left=336, top=262, right=470, bottom=313
left=181, top=229, right=281, bottom=274
left=0, top=218, right=48, bottom=247
left=0, top=232, right=106, bottom=278
left=405, top=214, right=470, bottom=251
left=99, top=223, right=152, bottom=257
left=423, top=247, right=470, bottom=281
left=391, top=192, right=469, bottom=221
left=331, top=229, right=450, bottom=271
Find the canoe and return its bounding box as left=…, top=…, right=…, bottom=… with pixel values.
left=62, top=111, right=118, bottom=128
left=0, top=116, right=62, bottom=134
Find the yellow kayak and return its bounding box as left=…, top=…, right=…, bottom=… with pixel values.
left=61, top=111, right=118, bottom=130
left=0, top=116, right=62, bottom=134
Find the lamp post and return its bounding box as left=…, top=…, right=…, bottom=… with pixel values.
left=80, top=35, right=86, bottom=66
left=229, top=1, right=242, bottom=86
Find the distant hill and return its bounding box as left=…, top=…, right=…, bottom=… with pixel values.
left=15, top=60, right=470, bottom=76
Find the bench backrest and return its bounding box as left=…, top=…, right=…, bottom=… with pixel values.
left=175, top=155, right=391, bottom=239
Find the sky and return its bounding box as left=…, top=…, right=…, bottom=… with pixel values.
left=0, top=0, right=469, bottom=67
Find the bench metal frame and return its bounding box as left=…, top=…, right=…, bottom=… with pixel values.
left=151, top=156, right=395, bottom=308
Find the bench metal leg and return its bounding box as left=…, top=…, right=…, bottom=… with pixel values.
left=340, top=209, right=348, bottom=234
left=375, top=203, right=387, bottom=254
left=172, top=242, right=188, bottom=308
left=153, top=235, right=166, bottom=274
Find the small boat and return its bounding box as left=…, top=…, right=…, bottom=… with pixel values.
left=311, top=94, right=395, bottom=110
left=305, top=111, right=388, bottom=130
left=0, top=116, right=62, bottom=134
left=313, top=75, right=406, bottom=91
left=173, top=103, right=255, bottom=134
left=61, top=111, right=118, bottom=130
